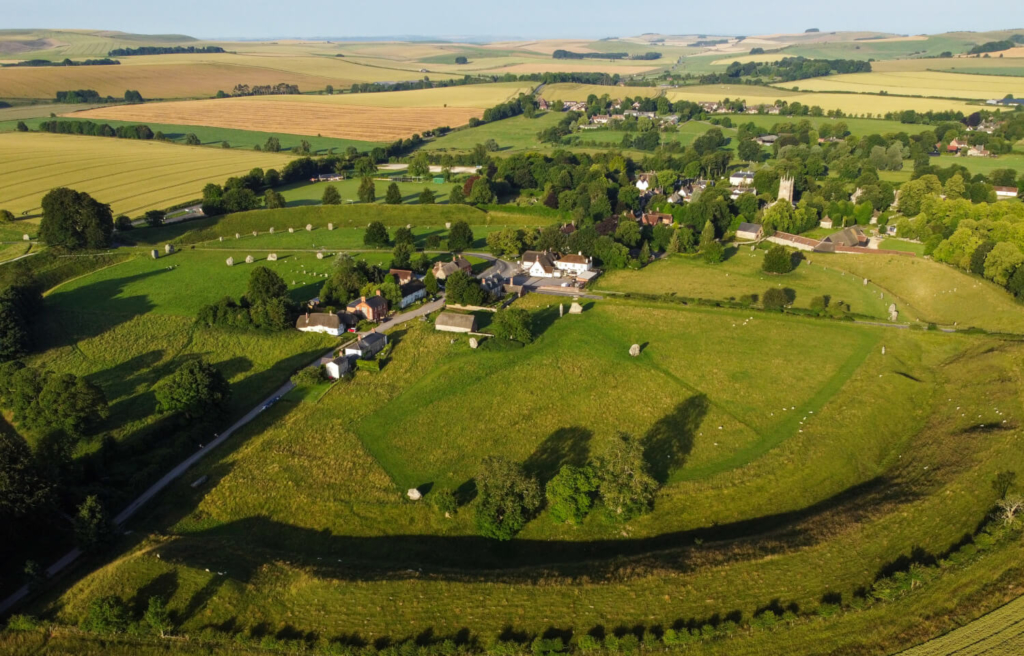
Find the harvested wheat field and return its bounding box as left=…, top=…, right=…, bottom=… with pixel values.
left=0, top=131, right=291, bottom=217
left=73, top=98, right=481, bottom=140
left=789, top=70, right=1024, bottom=100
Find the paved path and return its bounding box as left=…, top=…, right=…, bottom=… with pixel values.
left=0, top=299, right=438, bottom=616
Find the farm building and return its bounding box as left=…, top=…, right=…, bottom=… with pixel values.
left=325, top=356, right=350, bottom=380
left=435, top=312, right=478, bottom=334
left=295, top=312, right=345, bottom=336
left=345, top=332, right=387, bottom=359
left=822, top=225, right=869, bottom=248
left=995, top=187, right=1020, bottom=200
left=399, top=280, right=427, bottom=309
left=348, top=291, right=388, bottom=322
left=755, top=135, right=778, bottom=146
left=433, top=255, right=472, bottom=280
left=735, top=223, right=764, bottom=241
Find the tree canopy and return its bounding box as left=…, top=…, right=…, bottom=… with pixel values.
left=39, top=188, right=113, bottom=250
left=155, top=360, right=231, bottom=419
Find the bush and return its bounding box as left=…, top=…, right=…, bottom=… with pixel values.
left=431, top=488, right=458, bottom=516
left=291, top=366, right=324, bottom=387
left=763, top=287, right=791, bottom=311
left=702, top=241, right=725, bottom=264
left=761, top=245, right=793, bottom=274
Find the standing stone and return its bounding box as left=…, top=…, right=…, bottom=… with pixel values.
left=150, top=249, right=159, bottom=259
left=863, top=278, right=868, bottom=286
left=559, top=303, right=564, bottom=317
left=882, top=346, right=886, bottom=355
left=306, top=224, right=313, bottom=232
left=629, top=344, right=641, bottom=357
left=268, top=253, right=278, bottom=261
left=269, top=227, right=275, bottom=234
left=445, top=222, right=451, bottom=229
left=226, top=257, right=234, bottom=266
left=327, top=223, right=334, bottom=231
left=289, top=227, right=295, bottom=233
left=22, top=234, right=29, bottom=241
left=245, top=255, right=254, bottom=264
left=253, top=231, right=258, bottom=237
left=469, top=337, right=479, bottom=349
left=407, top=489, right=422, bottom=501
left=406, top=224, right=412, bottom=229
left=317, top=251, right=324, bottom=260
left=569, top=302, right=583, bottom=314
left=165, top=243, right=174, bottom=254
left=219, top=236, right=223, bottom=242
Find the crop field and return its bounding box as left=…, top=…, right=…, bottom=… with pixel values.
left=595, top=249, right=893, bottom=319
left=0, top=131, right=291, bottom=218
left=786, top=71, right=1024, bottom=100
left=932, top=152, right=1024, bottom=177
left=901, top=593, right=1024, bottom=655
left=71, top=83, right=534, bottom=140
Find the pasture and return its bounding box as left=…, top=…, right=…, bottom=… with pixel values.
left=30, top=291, right=1024, bottom=656
left=594, top=249, right=893, bottom=319
left=0, top=131, right=291, bottom=218
left=71, top=83, right=535, bottom=141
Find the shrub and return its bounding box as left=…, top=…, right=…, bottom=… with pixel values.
left=291, top=366, right=324, bottom=387
left=761, top=245, right=793, bottom=274
left=431, top=488, right=458, bottom=516
left=762, top=287, right=790, bottom=311
left=702, top=241, right=725, bottom=264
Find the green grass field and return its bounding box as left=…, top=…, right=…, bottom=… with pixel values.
left=594, top=249, right=893, bottom=319
left=278, top=177, right=454, bottom=206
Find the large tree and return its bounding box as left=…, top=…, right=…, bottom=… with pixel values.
left=761, top=246, right=793, bottom=274
left=385, top=182, right=403, bottom=205
left=546, top=464, right=598, bottom=524
left=322, top=185, right=341, bottom=205
left=0, top=429, right=51, bottom=519
left=492, top=307, right=533, bottom=343
left=246, top=266, right=288, bottom=305
left=155, top=360, right=231, bottom=419
left=357, top=177, right=376, bottom=203
left=595, top=434, right=657, bottom=521
left=447, top=221, right=475, bottom=252
left=74, top=495, right=114, bottom=552
left=39, top=188, right=113, bottom=250
left=364, top=221, right=390, bottom=248
left=475, top=456, right=541, bottom=540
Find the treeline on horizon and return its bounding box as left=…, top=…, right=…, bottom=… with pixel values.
left=552, top=49, right=661, bottom=60
left=2, top=58, right=118, bottom=68
left=349, top=71, right=656, bottom=94
left=107, top=45, right=225, bottom=57
left=703, top=57, right=872, bottom=85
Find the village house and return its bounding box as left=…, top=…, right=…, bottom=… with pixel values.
left=295, top=312, right=346, bottom=336
left=755, top=134, right=778, bottom=146
left=325, top=356, right=350, bottom=380
left=432, top=255, right=472, bottom=280
left=537, top=97, right=549, bottom=111
left=591, top=114, right=611, bottom=125
left=967, top=145, right=991, bottom=157
left=435, top=312, right=478, bottom=334
left=995, top=186, right=1020, bottom=200
left=555, top=252, right=594, bottom=276
left=735, top=222, right=763, bottom=241
left=729, top=171, right=755, bottom=186
left=821, top=225, right=869, bottom=248
left=388, top=268, right=414, bottom=285
left=730, top=186, right=757, bottom=200
left=344, top=331, right=387, bottom=359
left=634, top=172, right=656, bottom=191
left=398, top=280, right=427, bottom=309
left=347, top=291, right=388, bottom=322
left=640, top=212, right=673, bottom=226
left=314, top=173, right=344, bottom=182
left=521, top=250, right=560, bottom=277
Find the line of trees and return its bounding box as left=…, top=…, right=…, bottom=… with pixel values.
left=230, top=83, right=300, bottom=97
left=107, top=45, right=225, bottom=56
left=552, top=50, right=660, bottom=61
left=37, top=119, right=154, bottom=140
left=3, top=58, right=118, bottom=67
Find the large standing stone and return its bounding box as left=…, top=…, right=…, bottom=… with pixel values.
left=235, top=233, right=240, bottom=239
left=407, top=488, right=422, bottom=501
left=327, top=223, right=334, bottom=231
left=219, top=236, right=223, bottom=242
left=445, top=222, right=451, bottom=229
left=629, top=344, right=641, bottom=357
left=253, top=231, right=258, bottom=237
left=226, top=257, right=234, bottom=266
left=165, top=243, right=174, bottom=254
left=306, top=224, right=313, bottom=232
left=267, top=253, right=278, bottom=261
left=559, top=303, right=564, bottom=317
left=150, top=250, right=159, bottom=259
left=245, top=255, right=254, bottom=264
left=289, top=227, right=295, bottom=233
left=569, top=302, right=583, bottom=314
left=269, top=227, right=275, bottom=234
left=469, top=337, right=479, bottom=349
left=863, top=278, right=868, bottom=286
left=22, top=234, right=29, bottom=241
left=317, top=251, right=324, bottom=260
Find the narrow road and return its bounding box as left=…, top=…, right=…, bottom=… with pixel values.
left=0, top=299, right=438, bottom=617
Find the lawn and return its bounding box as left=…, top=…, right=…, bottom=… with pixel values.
left=594, top=249, right=893, bottom=319
left=0, top=131, right=291, bottom=218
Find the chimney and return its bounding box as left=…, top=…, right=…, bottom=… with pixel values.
left=375, top=289, right=382, bottom=296
left=578, top=251, right=582, bottom=256
left=360, top=296, right=366, bottom=302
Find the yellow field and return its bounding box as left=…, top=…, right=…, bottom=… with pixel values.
left=711, top=53, right=791, bottom=65
left=72, top=83, right=534, bottom=140
left=0, top=132, right=291, bottom=217
left=538, top=83, right=645, bottom=101
left=873, top=57, right=1024, bottom=73
left=662, top=84, right=977, bottom=116
left=787, top=71, right=1024, bottom=100
left=113, top=52, right=434, bottom=81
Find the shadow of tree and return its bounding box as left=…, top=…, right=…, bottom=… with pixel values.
left=524, top=427, right=592, bottom=485
left=643, top=395, right=710, bottom=484
left=129, top=570, right=179, bottom=620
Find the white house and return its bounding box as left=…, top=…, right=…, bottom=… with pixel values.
left=398, top=280, right=427, bottom=309
left=325, top=356, right=350, bottom=380
left=521, top=250, right=561, bottom=278
left=295, top=313, right=344, bottom=337
left=554, top=252, right=593, bottom=275
left=634, top=173, right=655, bottom=192
left=729, top=171, right=755, bottom=186
left=995, top=186, right=1019, bottom=200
